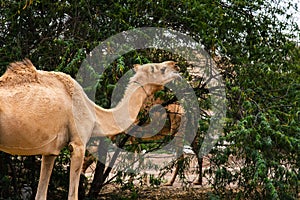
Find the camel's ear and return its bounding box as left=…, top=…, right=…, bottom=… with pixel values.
left=133, top=64, right=141, bottom=72
left=163, top=61, right=177, bottom=67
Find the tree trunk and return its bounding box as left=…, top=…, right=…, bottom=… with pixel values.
left=194, top=156, right=203, bottom=185
left=88, top=137, right=108, bottom=198
left=88, top=135, right=130, bottom=198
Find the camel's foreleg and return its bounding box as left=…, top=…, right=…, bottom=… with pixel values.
left=68, top=142, right=85, bottom=200
left=35, top=155, right=56, bottom=200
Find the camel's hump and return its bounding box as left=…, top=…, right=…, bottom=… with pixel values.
left=0, top=59, right=75, bottom=96
left=8, top=58, right=37, bottom=73
left=0, top=59, right=39, bottom=86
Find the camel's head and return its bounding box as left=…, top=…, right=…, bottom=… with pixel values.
left=130, top=61, right=180, bottom=87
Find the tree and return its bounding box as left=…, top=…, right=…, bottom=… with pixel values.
left=0, top=0, right=299, bottom=199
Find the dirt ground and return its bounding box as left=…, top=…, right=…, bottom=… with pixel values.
left=97, top=184, right=211, bottom=200
left=85, top=153, right=218, bottom=200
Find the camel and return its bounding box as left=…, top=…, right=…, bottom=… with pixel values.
left=0, top=59, right=180, bottom=200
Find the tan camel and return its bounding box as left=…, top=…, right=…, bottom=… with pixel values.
left=0, top=59, right=179, bottom=200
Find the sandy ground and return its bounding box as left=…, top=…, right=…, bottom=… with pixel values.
left=85, top=152, right=211, bottom=185
left=83, top=153, right=300, bottom=199
left=84, top=152, right=215, bottom=199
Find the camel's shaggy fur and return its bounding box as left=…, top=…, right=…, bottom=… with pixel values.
left=0, top=59, right=74, bottom=95
left=0, top=59, right=39, bottom=86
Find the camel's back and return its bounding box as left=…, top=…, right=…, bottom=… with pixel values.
left=0, top=59, right=74, bottom=94
left=0, top=59, right=75, bottom=154
left=0, top=59, right=76, bottom=113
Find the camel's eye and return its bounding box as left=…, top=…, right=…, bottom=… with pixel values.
left=151, top=65, right=155, bottom=73
left=160, top=67, right=166, bottom=74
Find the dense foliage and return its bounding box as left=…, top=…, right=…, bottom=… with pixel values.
left=0, top=0, right=299, bottom=199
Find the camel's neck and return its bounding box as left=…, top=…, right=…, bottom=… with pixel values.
left=93, top=82, right=152, bottom=136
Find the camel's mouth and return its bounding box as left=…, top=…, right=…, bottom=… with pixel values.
left=163, top=71, right=182, bottom=84
left=173, top=65, right=181, bottom=78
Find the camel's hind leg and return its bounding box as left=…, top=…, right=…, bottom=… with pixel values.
left=68, top=142, right=85, bottom=200
left=35, top=155, right=56, bottom=200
